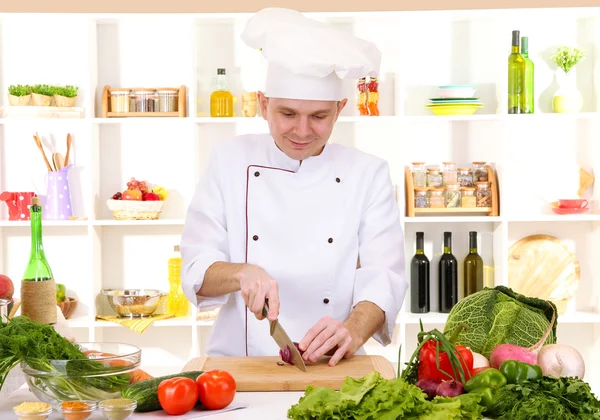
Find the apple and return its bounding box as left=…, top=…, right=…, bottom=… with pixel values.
left=122, top=189, right=142, bottom=201
left=0, top=274, right=14, bottom=299
left=143, top=192, right=161, bottom=201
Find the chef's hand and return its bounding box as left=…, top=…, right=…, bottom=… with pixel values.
left=298, top=317, right=357, bottom=367
left=238, top=264, right=279, bottom=322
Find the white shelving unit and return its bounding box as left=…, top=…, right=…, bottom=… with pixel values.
left=0, top=8, right=599, bottom=386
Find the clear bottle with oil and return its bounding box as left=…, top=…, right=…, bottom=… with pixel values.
left=210, top=68, right=234, bottom=117
left=167, top=245, right=189, bottom=317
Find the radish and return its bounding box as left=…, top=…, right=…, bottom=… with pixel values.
left=489, top=307, right=555, bottom=369
left=537, top=343, right=585, bottom=379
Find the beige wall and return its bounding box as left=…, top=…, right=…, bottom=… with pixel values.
left=1, top=0, right=598, bottom=13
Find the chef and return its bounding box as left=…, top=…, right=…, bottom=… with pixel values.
left=180, top=8, right=407, bottom=367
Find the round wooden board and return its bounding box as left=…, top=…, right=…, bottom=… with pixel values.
left=508, top=234, right=580, bottom=314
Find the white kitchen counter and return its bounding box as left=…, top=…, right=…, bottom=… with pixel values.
left=1, top=386, right=305, bottom=419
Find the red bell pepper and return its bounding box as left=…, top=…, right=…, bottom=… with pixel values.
left=417, top=339, right=474, bottom=382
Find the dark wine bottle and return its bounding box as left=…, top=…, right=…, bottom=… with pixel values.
left=410, top=232, right=430, bottom=313
left=438, top=232, right=457, bottom=313
left=464, top=231, right=484, bottom=297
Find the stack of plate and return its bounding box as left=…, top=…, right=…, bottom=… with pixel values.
left=426, top=85, right=483, bottom=116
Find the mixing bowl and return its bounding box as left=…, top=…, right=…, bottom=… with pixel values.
left=101, top=288, right=165, bottom=318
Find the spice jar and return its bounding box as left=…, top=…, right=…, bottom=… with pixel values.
left=157, top=88, right=179, bottom=112
left=241, top=91, right=257, bottom=117
left=109, top=88, right=131, bottom=113
left=367, top=77, right=380, bottom=116
left=442, top=161, right=458, bottom=184
left=356, top=78, right=368, bottom=116
left=444, top=182, right=461, bottom=207
left=411, top=162, right=427, bottom=187
left=427, top=168, right=443, bottom=187
left=457, top=167, right=473, bottom=186
left=414, top=187, right=430, bottom=208
left=429, top=188, right=445, bottom=208
left=99, top=399, right=136, bottom=420
left=13, top=402, right=52, bottom=420
left=57, top=400, right=97, bottom=420
left=460, top=187, right=477, bottom=208
left=472, top=161, right=488, bottom=183
left=131, top=88, right=157, bottom=112
left=476, top=182, right=492, bottom=207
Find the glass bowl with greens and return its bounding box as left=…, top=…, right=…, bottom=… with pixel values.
left=20, top=342, right=141, bottom=406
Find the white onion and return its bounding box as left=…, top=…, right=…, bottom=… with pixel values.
left=537, top=343, right=585, bottom=379
left=472, top=351, right=490, bottom=368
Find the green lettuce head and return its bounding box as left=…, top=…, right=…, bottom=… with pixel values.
left=443, top=286, right=557, bottom=359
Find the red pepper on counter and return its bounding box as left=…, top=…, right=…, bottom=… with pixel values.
left=417, top=339, right=474, bottom=382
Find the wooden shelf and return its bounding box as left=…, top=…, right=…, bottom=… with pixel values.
left=413, top=207, right=492, bottom=213
left=106, top=112, right=180, bottom=118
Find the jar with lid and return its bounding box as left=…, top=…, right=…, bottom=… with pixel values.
left=476, top=182, right=492, bottom=207
left=429, top=188, right=445, bottom=208
left=472, top=161, right=488, bottom=183
left=444, top=182, right=461, bottom=207
left=442, top=161, right=457, bottom=184
left=109, top=88, right=131, bottom=113
left=414, top=187, right=429, bottom=208
left=412, top=162, right=427, bottom=187
left=131, top=88, right=157, bottom=112
left=460, top=187, right=476, bottom=208
left=157, top=88, right=179, bottom=112
left=457, top=167, right=473, bottom=186
left=427, top=168, right=443, bottom=187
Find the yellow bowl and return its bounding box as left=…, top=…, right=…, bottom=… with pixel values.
left=426, top=103, right=483, bottom=116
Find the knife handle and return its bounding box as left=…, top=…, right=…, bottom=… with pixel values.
left=262, top=301, right=269, bottom=319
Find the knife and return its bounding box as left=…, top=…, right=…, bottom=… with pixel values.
left=263, top=302, right=307, bottom=372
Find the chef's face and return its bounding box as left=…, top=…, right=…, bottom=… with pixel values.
left=258, top=92, right=347, bottom=161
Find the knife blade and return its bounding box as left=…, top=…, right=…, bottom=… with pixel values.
left=263, top=302, right=307, bottom=372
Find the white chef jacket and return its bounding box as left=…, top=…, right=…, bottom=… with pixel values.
left=180, top=133, right=407, bottom=357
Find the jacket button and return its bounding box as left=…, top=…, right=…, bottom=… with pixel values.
left=328, top=238, right=333, bottom=243
left=335, top=177, right=341, bottom=183
left=253, top=235, right=259, bottom=241
left=323, top=298, right=330, bottom=304
left=254, top=171, right=260, bottom=177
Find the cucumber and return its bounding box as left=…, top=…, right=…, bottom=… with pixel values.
left=121, top=370, right=203, bottom=412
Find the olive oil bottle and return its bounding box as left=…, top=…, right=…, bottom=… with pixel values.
left=210, top=68, right=234, bottom=117
left=521, top=36, right=535, bottom=114
left=463, top=231, right=484, bottom=297
left=410, top=232, right=430, bottom=313
left=438, top=232, right=457, bottom=313
left=508, top=30, right=525, bottom=114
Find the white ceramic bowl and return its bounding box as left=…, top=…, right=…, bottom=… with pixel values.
left=437, top=85, right=477, bottom=99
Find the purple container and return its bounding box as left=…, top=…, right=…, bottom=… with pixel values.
left=43, top=164, right=73, bottom=221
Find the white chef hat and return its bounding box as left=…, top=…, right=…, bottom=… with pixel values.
left=240, top=8, right=382, bottom=101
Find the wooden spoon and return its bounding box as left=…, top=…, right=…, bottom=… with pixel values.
left=64, top=133, right=72, bottom=166
left=33, top=133, right=54, bottom=172
left=53, top=152, right=65, bottom=171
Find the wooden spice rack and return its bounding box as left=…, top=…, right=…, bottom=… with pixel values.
left=404, top=164, right=499, bottom=217
left=101, top=85, right=187, bottom=118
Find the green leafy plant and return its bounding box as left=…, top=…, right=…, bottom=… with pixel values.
left=54, top=85, right=79, bottom=98
left=31, top=84, right=56, bottom=96
left=8, top=84, right=32, bottom=97
left=551, top=46, right=585, bottom=73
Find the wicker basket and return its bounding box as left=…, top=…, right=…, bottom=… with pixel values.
left=106, top=199, right=165, bottom=220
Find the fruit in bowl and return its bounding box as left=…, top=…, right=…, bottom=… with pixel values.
left=107, top=177, right=168, bottom=220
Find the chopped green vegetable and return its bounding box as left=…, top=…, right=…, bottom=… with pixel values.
left=287, top=371, right=485, bottom=419
left=443, top=286, right=557, bottom=359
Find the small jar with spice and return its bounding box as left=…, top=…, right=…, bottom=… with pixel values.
left=156, top=88, right=179, bottom=112
left=109, top=88, right=131, bottom=113
left=476, top=182, right=492, bottom=207
left=130, top=88, right=157, bottom=112
left=427, top=168, right=443, bottom=187
left=460, top=187, right=477, bottom=208
left=429, top=188, right=445, bottom=208
left=411, top=162, right=427, bottom=187
left=457, top=167, right=473, bottom=186
left=472, top=161, right=488, bottom=183
left=57, top=400, right=97, bottom=420
left=442, top=161, right=458, bottom=184
left=99, top=398, right=136, bottom=420
left=444, top=182, right=461, bottom=208
left=414, top=187, right=429, bottom=208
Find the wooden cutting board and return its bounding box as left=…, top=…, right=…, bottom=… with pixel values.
left=181, top=355, right=396, bottom=391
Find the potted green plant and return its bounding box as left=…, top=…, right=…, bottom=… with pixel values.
left=550, top=46, right=586, bottom=113
left=54, top=85, right=79, bottom=107
left=7, top=84, right=32, bottom=106
left=31, top=84, right=54, bottom=106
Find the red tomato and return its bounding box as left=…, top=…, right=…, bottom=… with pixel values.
left=196, top=370, right=237, bottom=410
left=471, top=366, right=492, bottom=376
left=158, top=377, right=198, bottom=415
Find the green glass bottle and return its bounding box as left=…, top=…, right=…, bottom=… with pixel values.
left=464, top=231, right=484, bottom=297
left=438, top=232, right=457, bottom=313
left=521, top=36, right=535, bottom=114
left=21, top=196, right=57, bottom=324
left=508, top=30, right=525, bottom=114
left=410, top=232, right=430, bottom=313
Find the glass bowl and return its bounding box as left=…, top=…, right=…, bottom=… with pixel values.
left=55, top=400, right=98, bottom=420
left=13, top=403, right=52, bottom=420
left=99, top=398, right=137, bottom=420
left=20, top=342, right=141, bottom=406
